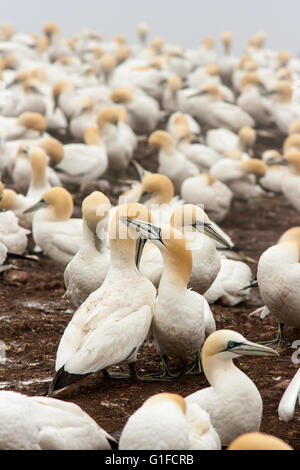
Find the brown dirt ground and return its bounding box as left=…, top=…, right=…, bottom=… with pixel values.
left=0, top=129, right=300, bottom=449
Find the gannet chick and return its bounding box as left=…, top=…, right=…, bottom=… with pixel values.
left=26, top=147, right=51, bottom=201
left=0, top=390, right=115, bottom=450
left=119, top=393, right=221, bottom=450
left=185, top=329, right=279, bottom=446
left=210, top=158, right=267, bottom=200
left=257, top=239, right=300, bottom=345
left=148, top=130, right=198, bottom=193
left=110, top=86, right=160, bottom=134
left=97, top=107, right=137, bottom=173
left=228, top=432, right=293, bottom=450
left=260, top=150, right=287, bottom=193
left=281, top=151, right=300, bottom=211
left=55, top=127, right=108, bottom=185
left=24, top=187, right=82, bottom=267
left=64, top=192, right=111, bottom=308
left=278, top=368, right=300, bottom=422
left=181, top=173, right=233, bottom=223
left=125, top=217, right=216, bottom=376
left=48, top=203, right=156, bottom=394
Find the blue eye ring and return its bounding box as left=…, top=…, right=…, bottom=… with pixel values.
left=227, top=341, right=236, bottom=349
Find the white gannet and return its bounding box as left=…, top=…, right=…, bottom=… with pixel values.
left=48, top=203, right=156, bottom=394
left=97, top=107, right=137, bottom=173
left=260, top=150, right=287, bottom=193
left=0, top=390, right=115, bottom=450
left=237, top=72, right=274, bottom=127
left=278, top=368, right=300, bottom=422
left=0, top=112, right=46, bottom=141
left=64, top=192, right=111, bottom=308
left=268, top=82, right=300, bottom=134
left=125, top=216, right=216, bottom=376
left=257, top=238, right=300, bottom=345
left=119, top=393, right=221, bottom=450
left=110, top=86, right=160, bottom=135
left=181, top=173, right=233, bottom=223
left=0, top=203, right=29, bottom=255
left=227, top=432, right=293, bottom=450
left=55, top=127, right=108, bottom=185
left=210, top=158, right=267, bottom=201
left=24, top=187, right=82, bottom=266
left=185, top=329, right=279, bottom=446
left=281, top=151, right=300, bottom=211
left=148, top=130, right=198, bottom=193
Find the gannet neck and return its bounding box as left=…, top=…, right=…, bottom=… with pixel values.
left=203, top=353, right=250, bottom=389
left=82, top=218, right=104, bottom=253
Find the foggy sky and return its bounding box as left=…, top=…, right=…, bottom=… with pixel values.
left=1, top=0, right=300, bottom=55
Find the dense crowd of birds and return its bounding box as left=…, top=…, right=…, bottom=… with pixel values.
left=0, top=20, right=299, bottom=450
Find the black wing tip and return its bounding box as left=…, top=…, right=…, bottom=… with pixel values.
left=48, top=366, right=89, bottom=395
left=107, top=437, right=119, bottom=450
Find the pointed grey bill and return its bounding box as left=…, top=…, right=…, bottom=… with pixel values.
left=135, top=237, right=147, bottom=269
left=138, top=191, right=152, bottom=205
left=225, top=340, right=279, bottom=357
left=120, top=216, right=164, bottom=245
left=23, top=200, right=49, bottom=214
left=193, top=221, right=232, bottom=249
left=132, top=160, right=146, bottom=181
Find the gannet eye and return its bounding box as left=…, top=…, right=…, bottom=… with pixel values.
left=227, top=341, right=237, bottom=349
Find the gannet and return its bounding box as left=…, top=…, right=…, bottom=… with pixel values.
left=55, top=127, right=108, bottom=185
left=260, top=150, right=287, bottom=193
left=148, top=130, right=198, bottom=193
left=181, top=173, right=233, bottom=223
left=64, top=192, right=111, bottom=308
left=0, top=390, right=115, bottom=450
left=281, top=151, right=300, bottom=211
left=257, top=238, right=300, bottom=345
left=185, top=329, right=279, bottom=446
left=48, top=203, right=156, bottom=394
left=24, top=187, right=82, bottom=266
left=97, top=107, right=137, bottom=173
left=278, top=368, right=300, bottom=422
left=0, top=112, right=46, bottom=141
left=119, top=393, right=221, bottom=450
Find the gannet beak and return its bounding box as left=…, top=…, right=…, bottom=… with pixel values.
left=0, top=195, right=2, bottom=204
left=188, top=90, right=206, bottom=99
left=137, top=191, right=152, bottom=204
left=226, top=340, right=279, bottom=357
left=277, top=158, right=289, bottom=166
left=194, top=221, right=231, bottom=249
left=132, top=160, right=146, bottom=181
left=23, top=199, right=49, bottom=214
left=261, top=89, right=276, bottom=97
left=266, top=158, right=281, bottom=166
left=121, top=217, right=164, bottom=245
left=135, top=237, right=147, bottom=268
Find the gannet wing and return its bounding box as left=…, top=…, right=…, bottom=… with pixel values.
left=278, top=369, right=300, bottom=422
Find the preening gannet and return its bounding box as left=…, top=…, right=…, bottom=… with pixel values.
left=119, top=393, right=221, bottom=450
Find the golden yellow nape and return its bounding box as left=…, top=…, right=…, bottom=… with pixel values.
left=148, top=130, right=174, bottom=151
left=279, top=226, right=300, bottom=244
left=97, top=107, right=127, bottom=127
left=18, top=112, right=46, bottom=133
left=42, top=187, right=73, bottom=221
left=227, top=432, right=293, bottom=450
left=144, top=393, right=186, bottom=414
left=109, top=202, right=152, bottom=242
left=82, top=191, right=110, bottom=233
left=141, top=173, right=174, bottom=204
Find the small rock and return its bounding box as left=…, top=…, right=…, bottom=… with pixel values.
left=3, top=270, right=29, bottom=286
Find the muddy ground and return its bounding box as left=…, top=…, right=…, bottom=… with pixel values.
left=0, top=130, right=299, bottom=449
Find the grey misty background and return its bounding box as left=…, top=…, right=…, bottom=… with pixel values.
left=1, top=0, right=300, bottom=55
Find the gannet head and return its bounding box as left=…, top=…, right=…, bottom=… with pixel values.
left=151, top=37, right=165, bottom=54
left=269, top=81, right=292, bottom=103
left=4, top=54, right=18, bottom=70
left=52, top=80, right=73, bottom=101
left=30, top=68, right=48, bottom=83
left=289, top=120, right=300, bottom=135
left=28, top=147, right=47, bottom=183
left=97, top=106, right=127, bottom=128
left=225, top=149, right=243, bottom=160
left=143, top=393, right=186, bottom=414
left=137, top=22, right=149, bottom=44
left=283, top=134, right=300, bottom=154
left=262, top=149, right=282, bottom=166
left=43, top=21, right=60, bottom=39
left=110, top=87, right=133, bottom=104
left=117, top=45, right=130, bottom=64
left=24, top=187, right=73, bottom=221
left=228, top=432, right=292, bottom=450
left=276, top=67, right=292, bottom=83
left=168, top=75, right=182, bottom=92
left=148, top=130, right=175, bottom=152
left=17, top=112, right=46, bottom=134
left=99, top=54, right=116, bottom=82
left=188, top=82, right=225, bottom=101
left=38, top=137, right=64, bottom=164
left=203, top=36, right=215, bottom=50
left=284, top=151, right=300, bottom=174
left=37, top=36, right=49, bottom=54
left=114, top=34, right=126, bottom=45
left=23, top=78, right=44, bottom=96
left=279, top=226, right=300, bottom=244
left=137, top=173, right=174, bottom=205
left=82, top=191, right=110, bottom=238
left=205, top=63, right=220, bottom=77
left=238, top=126, right=256, bottom=148
left=16, top=141, right=31, bottom=159
left=75, top=97, right=94, bottom=117
left=239, top=158, right=267, bottom=177
left=84, top=127, right=102, bottom=146
left=240, top=72, right=265, bottom=92
left=0, top=188, right=18, bottom=210
left=170, top=204, right=231, bottom=248
left=221, top=31, right=232, bottom=45
left=278, top=50, right=291, bottom=66
left=202, top=329, right=279, bottom=362
left=0, top=23, right=15, bottom=40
